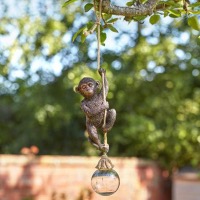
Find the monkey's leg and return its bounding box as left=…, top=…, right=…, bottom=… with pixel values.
left=87, top=123, right=109, bottom=153
left=88, top=136, right=109, bottom=153
left=88, top=137, right=100, bottom=149
left=103, top=109, right=116, bottom=133
left=87, top=123, right=103, bottom=150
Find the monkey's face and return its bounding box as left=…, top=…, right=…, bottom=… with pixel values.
left=79, top=81, right=95, bottom=98
left=75, top=77, right=100, bottom=98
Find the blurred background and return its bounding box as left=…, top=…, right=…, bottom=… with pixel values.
left=0, top=0, right=200, bottom=199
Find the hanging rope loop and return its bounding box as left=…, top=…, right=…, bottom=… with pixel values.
left=94, top=0, right=103, bottom=71
left=94, top=0, right=108, bottom=153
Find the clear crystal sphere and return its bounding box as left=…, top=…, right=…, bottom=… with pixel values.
left=91, top=169, right=120, bottom=196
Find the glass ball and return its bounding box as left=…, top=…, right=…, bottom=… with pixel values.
left=91, top=169, right=120, bottom=196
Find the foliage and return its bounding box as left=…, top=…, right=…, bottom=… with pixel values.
left=108, top=29, right=200, bottom=170
left=62, top=0, right=200, bottom=43
left=0, top=0, right=200, bottom=172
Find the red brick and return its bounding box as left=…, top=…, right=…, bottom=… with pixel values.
left=0, top=155, right=171, bottom=200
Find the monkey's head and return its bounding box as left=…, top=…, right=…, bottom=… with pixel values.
left=75, top=77, right=100, bottom=98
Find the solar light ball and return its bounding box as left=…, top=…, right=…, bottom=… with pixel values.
left=91, top=169, right=120, bottom=196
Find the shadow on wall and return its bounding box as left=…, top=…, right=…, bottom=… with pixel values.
left=0, top=149, right=94, bottom=200
left=0, top=162, right=93, bottom=200
left=51, top=188, right=93, bottom=200
left=0, top=146, right=40, bottom=200
left=0, top=156, right=39, bottom=200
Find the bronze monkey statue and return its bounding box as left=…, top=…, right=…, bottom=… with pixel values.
left=75, top=69, right=116, bottom=153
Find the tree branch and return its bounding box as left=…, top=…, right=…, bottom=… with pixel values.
left=100, top=0, right=160, bottom=17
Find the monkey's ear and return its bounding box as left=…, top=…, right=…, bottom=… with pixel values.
left=74, top=86, right=79, bottom=93
left=96, top=81, right=101, bottom=88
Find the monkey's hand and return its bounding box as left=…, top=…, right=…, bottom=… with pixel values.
left=81, top=104, right=91, bottom=116
left=104, top=101, right=109, bottom=109
left=100, top=101, right=109, bottom=113
left=98, top=68, right=106, bottom=77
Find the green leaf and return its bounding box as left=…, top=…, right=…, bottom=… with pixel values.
left=84, top=3, right=93, bottom=12
left=167, top=9, right=181, bottom=17
left=62, top=0, right=78, bottom=7
left=189, top=2, right=200, bottom=7
left=87, top=21, right=95, bottom=29
left=81, top=33, right=86, bottom=43
left=149, top=15, right=160, bottom=25
left=108, top=25, right=118, bottom=33
left=72, top=26, right=86, bottom=42
left=140, top=0, right=148, bottom=4
left=133, top=15, right=146, bottom=22
left=126, top=1, right=134, bottom=6
left=189, top=10, right=200, bottom=15
left=100, top=32, right=107, bottom=44
left=188, top=16, right=200, bottom=31
left=107, top=18, right=118, bottom=23
left=164, top=11, right=169, bottom=17
left=169, top=14, right=179, bottom=18
left=164, top=0, right=179, bottom=6
left=103, top=14, right=112, bottom=20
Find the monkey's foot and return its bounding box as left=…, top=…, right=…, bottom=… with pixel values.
left=100, top=144, right=109, bottom=153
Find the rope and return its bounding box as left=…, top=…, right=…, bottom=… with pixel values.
left=94, top=0, right=108, bottom=151
left=95, top=0, right=102, bottom=71
left=102, top=73, right=108, bottom=147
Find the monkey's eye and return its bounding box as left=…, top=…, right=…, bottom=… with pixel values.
left=88, top=82, right=93, bottom=87
left=81, top=84, right=87, bottom=90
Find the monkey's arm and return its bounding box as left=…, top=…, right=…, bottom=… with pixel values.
left=81, top=102, right=92, bottom=117
left=98, top=68, right=109, bottom=96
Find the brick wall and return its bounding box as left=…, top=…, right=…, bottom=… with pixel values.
left=0, top=155, right=171, bottom=200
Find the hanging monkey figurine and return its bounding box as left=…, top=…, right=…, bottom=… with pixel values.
left=75, top=68, right=116, bottom=153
